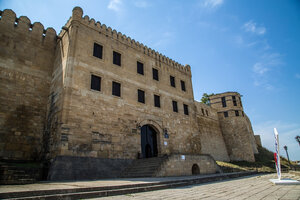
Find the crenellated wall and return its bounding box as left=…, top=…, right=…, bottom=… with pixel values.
left=67, top=7, right=191, bottom=76
left=47, top=6, right=198, bottom=163
left=0, top=7, right=261, bottom=181
left=0, top=9, right=57, bottom=160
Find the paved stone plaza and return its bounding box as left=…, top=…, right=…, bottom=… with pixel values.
left=96, top=173, right=300, bottom=200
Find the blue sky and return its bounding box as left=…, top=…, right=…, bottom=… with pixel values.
left=1, top=0, right=299, bottom=161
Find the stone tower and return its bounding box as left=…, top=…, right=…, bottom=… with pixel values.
left=209, top=92, right=257, bottom=162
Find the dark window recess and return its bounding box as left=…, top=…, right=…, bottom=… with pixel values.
left=112, top=81, right=121, bottom=97
left=232, top=96, right=237, bottom=106
left=201, top=108, right=205, bottom=115
left=170, top=76, right=176, bottom=87
left=113, top=51, right=121, bottom=66
left=235, top=110, right=239, bottom=116
left=172, top=101, right=178, bottom=112
left=242, top=111, right=244, bottom=117
left=93, top=43, right=103, bottom=59
left=206, top=110, right=209, bottom=116
left=91, top=75, right=101, bottom=91
left=224, top=111, right=228, bottom=118
left=154, top=95, right=160, bottom=108
left=138, top=89, right=145, bottom=103
left=183, top=104, right=189, bottom=115
left=222, top=97, right=227, bottom=107
left=152, top=68, right=159, bottom=81
left=181, top=80, right=186, bottom=91
left=137, top=61, right=144, bottom=75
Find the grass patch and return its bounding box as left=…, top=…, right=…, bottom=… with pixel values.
left=217, top=146, right=295, bottom=173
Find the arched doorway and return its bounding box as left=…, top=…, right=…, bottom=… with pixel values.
left=192, top=164, right=200, bottom=175
left=141, top=125, right=158, bottom=158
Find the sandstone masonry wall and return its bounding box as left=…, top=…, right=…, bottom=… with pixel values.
left=156, top=154, right=219, bottom=176
left=210, top=92, right=256, bottom=162
left=51, top=7, right=200, bottom=160
left=195, top=102, right=230, bottom=161
left=0, top=7, right=260, bottom=180
left=0, top=9, right=56, bottom=160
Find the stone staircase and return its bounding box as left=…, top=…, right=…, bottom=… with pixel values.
left=0, top=162, right=42, bottom=185
left=121, top=156, right=168, bottom=178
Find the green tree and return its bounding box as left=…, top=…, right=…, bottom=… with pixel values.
left=201, top=93, right=214, bottom=105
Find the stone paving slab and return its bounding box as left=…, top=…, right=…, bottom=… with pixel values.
left=0, top=172, right=247, bottom=193
left=93, top=173, right=300, bottom=200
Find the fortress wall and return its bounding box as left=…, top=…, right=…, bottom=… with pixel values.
left=49, top=7, right=200, bottom=161
left=209, top=92, right=256, bottom=162
left=156, top=154, right=219, bottom=177
left=210, top=92, right=244, bottom=113
left=195, top=102, right=230, bottom=161
left=0, top=9, right=57, bottom=160
left=245, top=114, right=258, bottom=154
left=254, top=135, right=262, bottom=147
left=218, top=112, right=255, bottom=162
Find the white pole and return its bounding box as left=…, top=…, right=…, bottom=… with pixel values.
left=274, top=128, right=281, bottom=180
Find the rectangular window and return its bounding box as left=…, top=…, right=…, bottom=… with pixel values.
left=232, top=96, right=237, bottom=106
left=152, top=68, right=159, bottom=81
left=206, top=110, right=209, bottom=116
left=224, top=111, right=228, bottom=118
left=201, top=108, right=205, bottom=115
left=172, top=101, right=178, bottom=112
left=183, top=104, right=189, bottom=115
left=181, top=80, right=186, bottom=91
left=138, top=89, right=145, bottom=103
left=170, top=76, right=176, bottom=87
left=242, top=111, right=244, bottom=117
left=113, top=51, right=121, bottom=66
left=93, top=43, right=103, bottom=59
left=91, top=75, right=101, bottom=91
left=222, top=97, right=227, bottom=107
left=112, top=81, right=121, bottom=97
left=154, top=95, right=160, bottom=108
left=137, top=61, right=144, bottom=75
left=235, top=110, right=239, bottom=116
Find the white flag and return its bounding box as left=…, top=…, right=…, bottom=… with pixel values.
left=274, top=128, right=281, bottom=180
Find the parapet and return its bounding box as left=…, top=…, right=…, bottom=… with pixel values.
left=0, top=9, right=57, bottom=44
left=62, top=6, right=191, bottom=75
left=209, top=91, right=241, bottom=100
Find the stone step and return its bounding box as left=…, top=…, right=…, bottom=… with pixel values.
left=122, top=171, right=155, bottom=176
left=0, top=162, right=42, bottom=185
left=121, top=156, right=168, bottom=178
left=0, top=171, right=258, bottom=200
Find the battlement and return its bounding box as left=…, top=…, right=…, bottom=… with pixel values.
left=0, top=9, right=57, bottom=44
left=61, top=7, right=191, bottom=74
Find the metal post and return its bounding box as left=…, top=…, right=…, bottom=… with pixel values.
left=283, top=145, right=291, bottom=169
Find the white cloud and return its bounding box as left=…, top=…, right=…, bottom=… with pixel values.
left=108, top=0, right=122, bottom=12
left=133, top=0, right=150, bottom=8
left=152, top=31, right=175, bottom=48
left=253, top=63, right=269, bottom=75
left=253, top=121, right=300, bottom=161
left=243, top=20, right=266, bottom=35
left=295, top=73, right=300, bottom=79
left=252, top=53, right=283, bottom=90
left=201, top=0, right=224, bottom=9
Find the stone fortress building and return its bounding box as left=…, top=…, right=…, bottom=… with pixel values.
left=0, top=7, right=261, bottom=180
